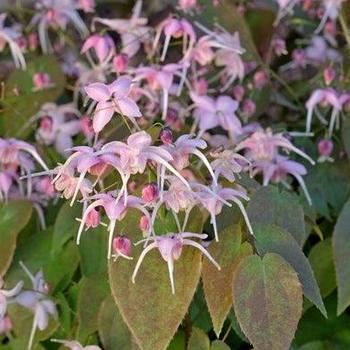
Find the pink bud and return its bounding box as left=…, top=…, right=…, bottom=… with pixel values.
left=16, top=37, right=27, bottom=51
left=318, top=139, right=333, bottom=157
left=80, top=115, right=95, bottom=140
left=324, top=21, right=336, bottom=37
left=242, top=99, right=256, bottom=118
left=253, top=70, right=268, bottom=89
left=36, top=176, right=55, bottom=197
left=112, top=236, right=132, bottom=257
left=0, top=315, right=12, bottom=334
left=165, top=109, right=181, bottom=131
left=232, top=85, right=245, bottom=102
left=32, top=72, right=52, bottom=91
left=85, top=208, right=101, bottom=229
left=139, top=215, right=150, bottom=233
left=28, top=33, right=38, bottom=51
left=142, top=183, right=159, bottom=203
left=178, top=0, right=197, bottom=11
left=159, top=127, right=173, bottom=145
left=78, top=0, right=95, bottom=12
left=323, top=67, right=335, bottom=86
left=113, top=54, right=129, bottom=74
left=39, top=116, right=53, bottom=133
left=192, top=78, right=208, bottom=95
left=292, top=49, right=306, bottom=67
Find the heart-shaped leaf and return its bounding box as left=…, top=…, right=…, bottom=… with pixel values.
left=254, top=224, right=327, bottom=317
left=0, top=200, right=32, bottom=276
left=98, top=295, right=139, bottom=350
left=187, top=327, right=210, bottom=350
left=233, top=253, right=303, bottom=350
left=247, top=186, right=306, bottom=246
left=333, top=198, right=350, bottom=315
left=108, top=208, right=205, bottom=350
left=202, top=225, right=253, bottom=336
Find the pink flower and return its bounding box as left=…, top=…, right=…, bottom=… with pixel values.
left=305, top=88, right=342, bottom=135
left=195, top=183, right=253, bottom=241
left=112, top=235, right=133, bottom=260
left=132, top=232, right=220, bottom=294
left=0, top=13, right=26, bottom=69
left=153, top=17, right=196, bottom=61
left=159, top=127, right=173, bottom=145
left=272, top=37, right=288, bottom=56
left=178, top=0, right=197, bottom=12
left=81, top=34, right=115, bottom=63
left=236, top=129, right=315, bottom=165
left=315, top=0, right=345, bottom=33
left=79, top=115, right=95, bottom=141
left=93, top=0, right=151, bottom=58
left=135, top=64, right=183, bottom=119
left=30, top=0, right=88, bottom=53
left=323, top=67, right=336, bottom=86
left=191, top=93, right=242, bottom=138
left=77, top=192, right=151, bottom=259
left=192, top=36, right=215, bottom=66
left=85, top=77, right=142, bottom=133
left=16, top=262, right=57, bottom=350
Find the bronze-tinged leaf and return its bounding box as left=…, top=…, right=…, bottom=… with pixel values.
left=98, top=295, right=139, bottom=350
left=202, top=224, right=252, bottom=337
left=247, top=186, right=306, bottom=246
left=233, top=253, right=303, bottom=350
left=108, top=208, right=205, bottom=350
left=2, top=55, right=65, bottom=137
left=254, top=224, right=327, bottom=317
left=0, top=200, right=32, bottom=276
left=308, top=238, right=336, bottom=299
left=210, top=341, right=230, bottom=350
left=187, top=327, right=210, bottom=350
left=76, top=276, right=110, bottom=343
left=333, top=198, right=350, bottom=315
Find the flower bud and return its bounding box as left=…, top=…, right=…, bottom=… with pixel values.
left=242, top=99, right=256, bottom=118
left=112, top=235, right=132, bottom=257
left=85, top=208, right=101, bottom=229
left=80, top=115, right=94, bottom=140
left=113, top=54, right=129, bottom=74
left=253, top=70, right=268, bottom=89
left=159, top=127, right=173, bottom=145
left=232, top=85, right=245, bottom=102
left=28, top=33, right=38, bottom=51
left=0, top=315, right=12, bottom=334
left=139, top=215, right=150, bottom=234
left=32, top=72, right=52, bottom=91
left=142, top=183, right=159, bottom=203
left=318, top=139, right=333, bottom=157
left=323, top=67, right=335, bottom=86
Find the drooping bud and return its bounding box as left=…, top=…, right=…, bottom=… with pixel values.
left=112, top=235, right=132, bottom=259
left=253, top=70, right=268, bottom=89
left=85, top=208, right=101, bottom=229
left=242, top=99, right=256, bottom=118
left=159, top=127, right=173, bottom=145
left=139, top=215, right=150, bottom=235
left=28, top=33, right=38, bottom=51
left=323, top=67, right=335, bottom=86
left=142, top=183, right=159, bottom=203
left=32, top=72, right=52, bottom=91
left=232, top=85, right=245, bottom=102
left=80, top=115, right=95, bottom=140
left=318, top=138, right=333, bottom=158
left=113, top=54, right=129, bottom=74
left=0, top=315, right=12, bottom=334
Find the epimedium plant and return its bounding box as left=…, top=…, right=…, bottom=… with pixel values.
left=0, top=0, right=350, bottom=349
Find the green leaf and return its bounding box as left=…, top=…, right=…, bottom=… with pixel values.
left=233, top=253, right=303, bottom=350
left=52, top=201, right=82, bottom=252
left=78, top=225, right=108, bottom=277
left=1, top=55, right=65, bottom=137
left=76, top=275, right=109, bottom=342
left=98, top=295, right=139, bottom=350
left=308, top=238, right=336, bottom=299
left=0, top=200, right=32, bottom=276
left=5, top=228, right=79, bottom=293
left=247, top=186, right=306, bottom=246
left=187, top=327, right=210, bottom=350
left=341, top=113, right=350, bottom=160
left=108, top=208, right=204, bottom=350
left=254, top=224, right=327, bottom=317
left=333, top=198, right=350, bottom=315
left=202, top=224, right=252, bottom=336
left=210, top=340, right=230, bottom=350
